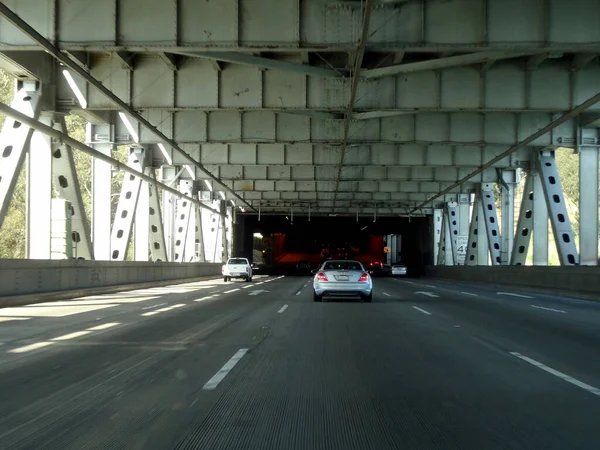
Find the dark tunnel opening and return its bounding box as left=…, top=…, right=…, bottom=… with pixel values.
left=233, top=215, right=432, bottom=277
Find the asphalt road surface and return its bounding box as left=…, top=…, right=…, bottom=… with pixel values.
left=1, top=274, right=600, bottom=449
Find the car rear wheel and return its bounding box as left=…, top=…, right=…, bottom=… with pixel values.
left=246, top=277, right=252, bottom=282
left=313, top=292, right=322, bottom=302
left=224, top=276, right=229, bottom=282
left=362, top=292, right=372, bottom=302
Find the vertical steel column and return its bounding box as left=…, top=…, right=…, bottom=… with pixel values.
left=173, top=180, right=193, bottom=262
left=220, top=200, right=229, bottom=262
left=51, top=117, right=93, bottom=260
left=537, top=151, right=579, bottom=265
left=579, top=147, right=599, bottom=265
left=500, top=171, right=517, bottom=265
left=532, top=170, right=549, bottom=265
left=443, top=210, right=454, bottom=265
left=446, top=202, right=460, bottom=265
left=480, top=184, right=502, bottom=265
left=27, top=113, right=53, bottom=259
left=432, top=208, right=443, bottom=265
left=465, top=194, right=480, bottom=266
left=476, top=198, right=489, bottom=265
left=148, top=170, right=168, bottom=262
left=194, top=203, right=206, bottom=262
left=436, top=210, right=447, bottom=265
left=0, top=86, right=41, bottom=229
left=160, top=166, right=177, bottom=261
left=511, top=174, right=534, bottom=265
left=110, top=148, right=145, bottom=261
left=134, top=168, right=151, bottom=262
left=89, top=123, right=114, bottom=260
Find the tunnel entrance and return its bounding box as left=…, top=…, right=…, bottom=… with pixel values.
left=233, top=215, right=432, bottom=277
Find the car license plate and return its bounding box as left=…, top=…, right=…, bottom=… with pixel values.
left=336, top=275, right=349, bottom=281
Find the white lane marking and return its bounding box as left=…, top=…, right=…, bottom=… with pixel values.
left=194, top=296, right=214, bottom=302
left=422, top=284, right=436, bottom=289
left=510, top=352, right=600, bottom=397
left=497, top=292, right=534, bottom=299
left=86, top=322, right=120, bottom=331
left=415, top=291, right=440, bottom=298
left=249, top=290, right=269, bottom=296
left=278, top=305, right=289, bottom=314
left=142, top=302, right=167, bottom=310
left=461, top=292, right=478, bottom=297
left=412, top=306, right=432, bottom=316
left=242, top=285, right=253, bottom=289
left=0, top=317, right=31, bottom=322
left=530, top=304, right=567, bottom=314
left=202, top=348, right=249, bottom=390
left=295, top=291, right=302, bottom=296
left=52, top=331, right=92, bottom=341
left=403, top=280, right=414, bottom=285
left=382, top=292, right=391, bottom=297
left=224, top=288, right=240, bottom=294
left=9, top=342, right=55, bottom=353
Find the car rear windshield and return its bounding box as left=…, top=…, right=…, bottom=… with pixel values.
left=323, top=261, right=363, bottom=271
left=228, top=258, right=247, bottom=264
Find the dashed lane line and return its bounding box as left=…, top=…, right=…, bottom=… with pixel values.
left=412, top=306, right=432, bottom=316
left=278, top=305, right=289, bottom=314
left=530, top=304, right=567, bottom=314
left=202, top=349, right=249, bottom=390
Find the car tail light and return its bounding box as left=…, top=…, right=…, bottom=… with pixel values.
left=316, top=272, right=328, bottom=282
left=358, top=273, right=369, bottom=282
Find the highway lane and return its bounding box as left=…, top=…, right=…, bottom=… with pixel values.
left=0, top=275, right=599, bottom=449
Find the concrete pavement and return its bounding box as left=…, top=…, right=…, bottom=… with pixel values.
left=0, top=275, right=599, bottom=449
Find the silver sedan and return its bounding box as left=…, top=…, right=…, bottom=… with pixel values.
left=313, top=260, right=373, bottom=302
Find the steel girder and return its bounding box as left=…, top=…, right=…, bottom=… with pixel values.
left=446, top=202, right=459, bottom=265
left=480, top=184, right=502, bottom=266
left=134, top=168, right=150, bottom=262
left=0, top=86, right=40, bottom=230
left=532, top=170, right=549, bottom=265
left=173, top=181, right=193, bottom=263
left=536, top=151, right=579, bottom=266
left=194, top=203, right=206, bottom=263
left=110, top=148, right=145, bottom=261
left=578, top=147, right=599, bottom=266
left=148, top=170, right=168, bottom=262
left=465, top=196, right=481, bottom=266
left=432, top=208, right=443, bottom=265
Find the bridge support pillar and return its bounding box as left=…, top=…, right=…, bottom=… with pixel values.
left=532, top=170, right=549, bottom=265
left=511, top=174, right=534, bottom=265
left=148, top=170, right=168, bottom=262
left=432, top=208, right=443, bottom=265
left=160, top=166, right=177, bottom=261
left=220, top=200, right=230, bottom=262
left=134, top=168, right=150, bottom=261
left=0, top=85, right=41, bottom=233
left=537, top=150, right=578, bottom=265
left=89, top=123, right=114, bottom=260
left=51, top=117, right=93, bottom=260
left=500, top=171, right=518, bottom=265
left=579, top=147, right=599, bottom=265
left=466, top=194, right=480, bottom=266
left=194, top=201, right=206, bottom=262
left=27, top=113, right=53, bottom=259
left=480, top=184, right=502, bottom=265
left=446, top=202, right=459, bottom=265
left=110, top=148, right=145, bottom=261
left=173, top=180, right=193, bottom=262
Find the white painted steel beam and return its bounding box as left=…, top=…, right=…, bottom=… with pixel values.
left=110, top=148, right=145, bottom=261
left=432, top=208, right=442, bottom=265
left=465, top=195, right=480, bottom=266
left=194, top=204, right=206, bottom=262
left=89, top=124, right=113, bottom=261
left=361, top=52, right=535, bottom=78
left=134, top=169, right=150, bottom=262
left=532, top=170, right=549, bottom=265
left=446, top=202, right=459, bottom=265
left=578, top=148, right=599, bottom=265
left=500, top=170, right=517, bottom=264
left=0, top=86, right=40, bottom=230
left=480, top=184, right=502, bottom=265
left=51, top=117, right=93, bottom=260
left=511, top=174, right=534, bottom=266
left=148, top=170, right=168, bottom=262
left=537, top=151, right=579, bottom=266
left=27, top=114, right=53, bottom=259
left=436, top=210, right=447, bottom=265
left=173, top=181, right=193, bottom=263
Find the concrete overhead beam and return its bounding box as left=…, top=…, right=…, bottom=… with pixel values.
left=360, top=52, right=538, bottom=78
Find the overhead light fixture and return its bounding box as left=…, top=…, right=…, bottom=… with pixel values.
left=157, top=143, right=173, bottom=165
left=204, top=180, right=213, bottom=192
left=184, top=165, right=195, bottom=180
left=253, top=233, right=263, bottom=238
left=62, top=70, right=87, bottom=109
left=118, top=112, right=139, bottom=143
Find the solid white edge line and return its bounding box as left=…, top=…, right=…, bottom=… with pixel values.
left=277, top=305, right=288, bottom=313
left=412, top=306, right=432, bottom=315
left=510, top=352, right=600, bottom=397
left=202, top=348, right=249, bottom=390
left=530, top=304, right=567, bottom=314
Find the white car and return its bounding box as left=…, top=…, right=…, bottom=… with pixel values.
left=391, top=264, right=407, bottom=276
left=313, top=260, right=372, bottom=302
left=222, top=257, right=253, bottom=282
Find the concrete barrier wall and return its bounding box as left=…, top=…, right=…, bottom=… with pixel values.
left=427, top=266, right=600, bottom=295
left=0, top=259, right=222, bottom=297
